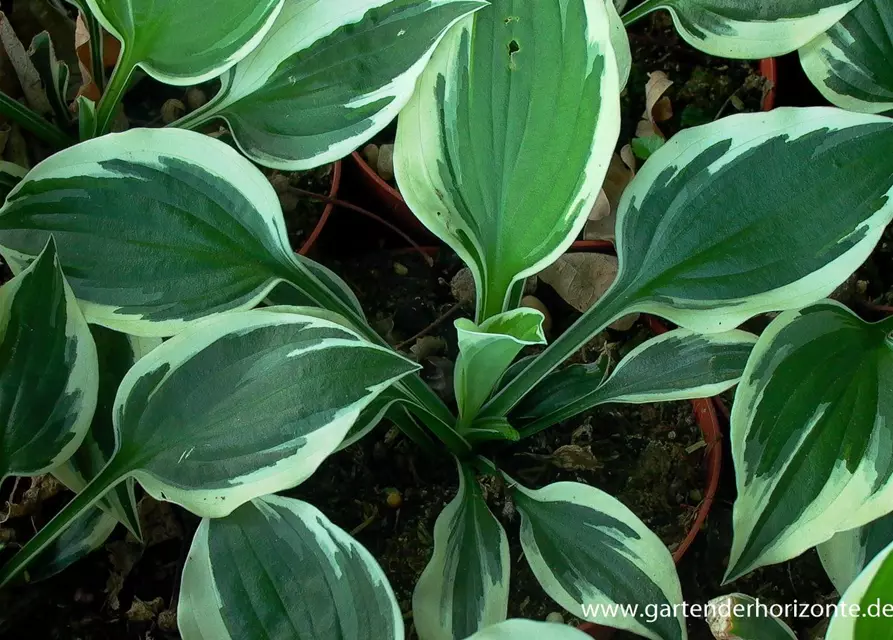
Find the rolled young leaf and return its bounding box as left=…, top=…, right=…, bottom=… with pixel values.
left=395, top=0, right=621, bottom=321
left=514, top=329, right=755, bottom=435
left=726, top=302, right=893, bottom=581
left=413, top=461, right=510, bottom=640
left=826, top=539, right=893, bottom=639
left=622, top=0, right=861, bottom=58
left=482, top=107, right=893, bottom=419
left=178, top=0, right=487, bottom=170
left=454, top=308, right=546, bottom=427
left=85, top=0, right=283, bottom=85
left=0, top=128, right=359, bottom=337
left=800, top=0, right=893, bottom=114
left=178, top=495, right=403, bottom=640
left=53, top=326, right=160, bottom=537
left=819, top=514, right=893, bottom=594
left=0, top=309, right=418, bottom=586
left=508, top=478, right=686, bottom=640
left=465, top=619, right=592, bottom=639
left=0, top=239, right=98, bottom=479
left=705, top=593, right=796, bottom=640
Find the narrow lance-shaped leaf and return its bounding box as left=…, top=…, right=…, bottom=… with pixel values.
left=85, top=0, right=284, bottom=85
left=514, top=329, right=755, bottom=435
left=27, top=507, right=118, bottom=583
left=413, top=461, right=510, bottom=640
left=454, top=308, right=545, bottom=428
left=0, top=239, right=98, bottom=480
left=800, top=0, right=893, bottom=115
left=0, top=128, right=362, bottom=337
left=508, top=477, right=687, bottom=640
left=54, top=326, right=160, bottom=537
left=623, top=0, right=861, bottom=58
left=395, top=0, right=621, bottom=321
left=466, top=619, right=592, bottom=639
left=726, top=302, right=893, bottom=581
left=819, top=514, right=893, bottom=594
left=705, top=593, right=796, bottom=640
left=607, top=108, right=893, bottom=335
left=179, top=0, right=488, bottom=170
left=178, top=495, right=403, bottom=640
left=0, top=308, right=418, bottom=586
left=826, top=539, right=893, bottom=639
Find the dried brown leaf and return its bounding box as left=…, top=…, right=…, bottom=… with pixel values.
left=538, top=253, right=618, bottom=313
left=0, top=12, right=51, bottom=115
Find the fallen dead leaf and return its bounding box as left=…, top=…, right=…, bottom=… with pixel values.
left=2, top=474, right=62, bottom=520
left=538, top=253, right=638, bottom=330
left=644, top=71, right=673, bottom=130
left=0, top=12, right=51, bottom=115
left=620, top=144, right=636, bottom=174
left=126, top=596, right=165, bottom=622
left=410, top=335, right=446, bottom=361
left=584, top=154, right=635, bottom=242
left=74, top=12, right=120, bottom=102
left=550, top=444, right=601, bottom=471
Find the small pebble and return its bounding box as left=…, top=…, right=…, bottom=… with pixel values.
left=158, top=609, right=178, bottom=633
left=546, top=612, right=565, bottom=624
left=689, top=489, right=703, bottom=503
left=161, top=99, right=186, bottom=124
left=377, top=144, right=395, bottom=181
left=185, top=87, right=208, bottom=111
left=362, top=143, right=380, bottom=169
left=393, top=262, right=409, bottom=276
left=384, top=488, right=403, bottom=509
left=667, top=430, right=677, bottom=441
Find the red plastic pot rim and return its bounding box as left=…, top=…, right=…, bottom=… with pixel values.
left=298, top=159, right=342, bottom=257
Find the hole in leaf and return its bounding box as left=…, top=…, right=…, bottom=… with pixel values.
left=508, top=40, right=520, bottom=55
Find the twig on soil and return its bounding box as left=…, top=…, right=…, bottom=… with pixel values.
left=395, top=303, right=462, bottom=350
left=0, top=476, right=21, bottom=524
left=350, top=506, right=379, bottom=536
left=286, top=187, right=434, bottom=267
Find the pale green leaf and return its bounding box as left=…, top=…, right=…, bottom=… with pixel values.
left=181, top=0, right=487, bottom=170
left=0, top=128, right=358, bottom=337
left=819, top=514, right=893, bottom=594
left=603, top=108, right=893, bottom=334
left=395, top=0, right=621, bottom=320
left=178, top=495, right=402, bottom=640
left=705, top=593, right=796, bottom=640
left=606, top=0, right=631, bottom=90
left=85, top=0, right=284, bottom=84
left=727, top=302, right=893, bottom=581
left=826, top=539, right=893, bottom=639
left=0, top=239, right=98, bottom=479
left=514, top=329, right=755, bottom=435
left=465, top=619, right=592, bottom=639
left=509, top=478, right=686, bottom=640
left=800, top=0, right=893, bottom=114
left=414, top=461, right=509, bottom=640
left=625, top=0, right=861, bottom=58
left=454, top=308, right=545, bottom=427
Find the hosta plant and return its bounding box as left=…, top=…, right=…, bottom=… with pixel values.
left=0, top=1, right=893, bottom=640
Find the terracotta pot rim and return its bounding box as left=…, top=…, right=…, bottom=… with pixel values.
left=298, top=159, right=342, bottom=256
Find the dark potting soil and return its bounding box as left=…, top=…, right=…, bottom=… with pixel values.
left=265, top=164, right=335, bottom=254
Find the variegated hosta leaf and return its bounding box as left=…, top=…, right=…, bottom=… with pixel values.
left=606, top=0, right=632, bottom=90
left=605, top=108, right=893, bottom=335
left=113, top=309, right=418, bottom=517
left=826, top=539, right=893, bottom=639
left=514, top=329, right=755, bottom=434
left=180, top=0, right=487, bottom=170
left=465, top=619, right=592, bottom=640
left=0, top=239, right=98, bottom=479
left=819, top=514, right=893, bottom=594
left=54, top=326, right=160, bottom=537
left=414, top=461, right=509, bottom=640
left=509, top=478, right=686, bottom=640
left=85, top=0, right=283, bottom=85
left=705, top=593, right=796, bottom=640
left=727, top=302, right=893, bottom=581
left=454, top=308, right=545, bottom=427
left=624, top=0, right=861, bottom=58
left=800, top=0, right=893, bottom=114
left=27, top=507, right=118, bottom=582
left=0, top=128, right=358, bottom=337
left=0, top=161, right=26, bottom=201
left=178, top=495, right=402, bottom=640
left=395, top=0, right=621, bottom=321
